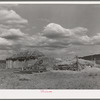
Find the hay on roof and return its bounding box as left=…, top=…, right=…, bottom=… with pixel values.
left=6, top=49, right=44, bottom=61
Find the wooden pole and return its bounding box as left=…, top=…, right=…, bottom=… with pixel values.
left=6, top=60, right=8, bottom=69
left=93, top=57, right=96, bottom=67
left=75, top=55, right=79, bottom=71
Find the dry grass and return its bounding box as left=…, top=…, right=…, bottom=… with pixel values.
left=0, top=67, right=100, bottom=89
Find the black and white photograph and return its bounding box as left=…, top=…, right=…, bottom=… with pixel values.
left=0, top=2, right=100, bottom=91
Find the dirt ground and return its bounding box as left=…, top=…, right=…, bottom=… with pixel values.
left=0, top=68, right=100, bottom=89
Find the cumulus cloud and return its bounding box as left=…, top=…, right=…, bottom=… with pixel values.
left=0, top=29, right=26, bottom=40
left=43, top=23, right=88, bottom=38
left=90, top=33, right=100, bottom=45
left=24, top=34, right=69, bottom=48
left=0, top=37, right=13, bottom=50
left=43, top=23, right=73, bottom=39
left=42, top=23, right=100, bottom=49
left=0, top=9, right=28, bottom=24
left=0, top=28, right=27, bottom=50
left=42, top=23, right=91, bottom=47
left=1, top=23, right=98, bottom=51
left=69, top=35, right=91, bottom=45
left=1, top=22, right=100, bottom=53
left=71, top=27, right=88, bottom=36
left=0, top=24, right=10, bottom=29
left=42, top=22, right=100, bottom=48
left=0, top=37, right=12, bottom=45
left=0, top=28, right=46, bottom=50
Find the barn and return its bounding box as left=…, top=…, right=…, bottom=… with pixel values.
left=6, top=49, right=56, bottom=72
left=0, top=60, right=6, bottom=69
left=6, top=49, right=44, bottom=70
left=80, top=54, right=100, bottom=64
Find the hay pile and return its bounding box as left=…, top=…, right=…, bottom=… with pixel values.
left=7, top=49, right=56, bottom=72
left=6, top=49, right=44, bottom=61
left=54, top=59, right=95, bottom=71
left=6, top=49, right=96, bottom=72
left=28, top=56, right=56, bottom=72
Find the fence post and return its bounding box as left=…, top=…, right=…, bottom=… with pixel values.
left=75, top=55, right=79, bottom=71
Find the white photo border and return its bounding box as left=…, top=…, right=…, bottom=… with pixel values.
left=0, top=1, right=99, bottom=99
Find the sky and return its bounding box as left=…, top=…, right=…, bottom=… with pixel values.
left=1, top=4, right=100, bottom=59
